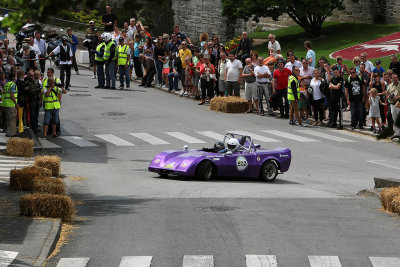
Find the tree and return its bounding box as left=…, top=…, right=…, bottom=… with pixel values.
left=221, top=0, right=356, bottom=37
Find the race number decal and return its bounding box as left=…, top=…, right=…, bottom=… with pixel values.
left=236, top=156, right=248, bottom=171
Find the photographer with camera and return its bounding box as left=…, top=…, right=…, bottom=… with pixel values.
left=42, top=77, right=67, bottom=138
left=386, top=73, right=400, bottom=139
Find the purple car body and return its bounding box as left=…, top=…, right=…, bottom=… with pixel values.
left=148, top=133, right=291, bottom=181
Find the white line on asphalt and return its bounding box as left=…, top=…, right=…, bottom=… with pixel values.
left=0, top=159, right=34, bottom=163
left=95, top=134, right=135, bottom=146
left=0, top=250, right=18, bottom=267
left=246, top=254, right=278, bottom=267
left=330, top=130, right=379, bottom=141
left=0, top=155, right=34, bottom=160
left=165, top=132, right=206, bottom=144
left=370, top=256, right=400, bottom=267
left=130, top=133, right=170, bottom=145
left=367, top=160, right=400, bottom=170
left=295, top=130, right=356, bottom=142
left=0, top=164, right=32, bottom=168
left=182, top=255, right=214, bottom=267
left=56, top=257, right=90, bottom=267
left=230, top=130, right=281, bottom=143
left=119, top=256, right=152, bottom=267
left=308, top=256, right=342, bottom=267
left=196, top=131, right=225, bottom=141
left=59, top=136, right=98, bottom=147
left=261, top=130, right=320, bottom=142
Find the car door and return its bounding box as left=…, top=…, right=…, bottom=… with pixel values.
left=219, top=151, right=255, bottom=177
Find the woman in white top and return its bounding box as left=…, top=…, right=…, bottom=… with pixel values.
left=310, top=69, right=325, bottom=126
left=112, top=25, right=121, bottom=41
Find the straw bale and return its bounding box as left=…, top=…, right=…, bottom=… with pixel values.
left=19, top=193, right=75, bottom=221
left=380, top=187, right=400, bottom=212
left=210, top=96, right=248, bottom=113
left=34, top=156, right=61, bottom=177
left=32, top=177, right=65, bottom=195
left=9, top=166, right=52, bottom=191
left=6, top=138, right=34, bottom=157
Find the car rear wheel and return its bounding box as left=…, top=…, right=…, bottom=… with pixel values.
left=260, top=160, right=278, bottom=182
left=196, top=161, right=215, bottom=181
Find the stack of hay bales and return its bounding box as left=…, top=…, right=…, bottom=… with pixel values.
left=6, top=138, right=34, bottom=157
left=9, top=155, right=76, bottom=222
left=380, top=187, right=400, bottom=214
left=210, top=96, right=248, bottom=113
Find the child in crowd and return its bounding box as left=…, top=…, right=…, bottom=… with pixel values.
left=162, top=51, right=169, bottom=88
left=181, top=57, right=194, bottom=97
left=299, top=79, right=309, bottom=123
left=369, top=88, right=386, bottom=133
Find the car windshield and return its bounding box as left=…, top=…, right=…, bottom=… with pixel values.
left=222, top=133, right=253, bottom=152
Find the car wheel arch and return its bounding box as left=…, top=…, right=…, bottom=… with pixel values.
left=261, top=157, right=280, bottom=171
left=195, top=160, right=218, bottom=175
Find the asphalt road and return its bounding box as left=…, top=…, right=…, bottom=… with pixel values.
left=44, top=67, right=400, bottom=267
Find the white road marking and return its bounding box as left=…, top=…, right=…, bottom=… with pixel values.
left=261, top=130, right=320, bottom=142
left=56, top=257, right=90, bottom=267
left=196, top=131, right=225, bottom=141
left=246, top=254, right=278, bottom=267
left=295, top=130, right=355, bottom=142
left=0, top=250, right=18, bottom=267
left=130, top=133, right=170, bottom=145
left=308, top=256, right=342, bottom=267
left=368, top=160, right=400, bottom=170
left=330, top=130, right=379, bottom=141
left=0, top=164, right=32, bottom=168
left=59, top=136, right=98, bottom=147
left=165, top=132, right=206, bottom=144
left=0, top=146, right=6, bottom=150
left=0, top=159, right=34, bottom=163
left=182, top=255, right=214, bottom=267
left=230, top=130, right=281, bottom=143
left=370, top=256, right=400, bottom=267
left=119, top=256, right=152, bottom=267
left=95, top=134, right=135, bottom=146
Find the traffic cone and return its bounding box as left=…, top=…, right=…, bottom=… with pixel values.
left=18, top=107, right=24, bottom=133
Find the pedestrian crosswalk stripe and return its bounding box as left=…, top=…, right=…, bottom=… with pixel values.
left=330, top=130, right=379, bottom=141
left=95, top=134, right=135, bottom=146
left=0, top=159, right=34, bottom=163
left=165, top=132, right=206, bottom=144
left=130, top=133, right=170, bottom=145
left=308, top=256, right=342, bottom=267
left=369, top=256, right=400, bottom=267
left=182, top=255, right=214, bottom=267
left=246, top=254, right=278, bottom=267
left=295, top=130, right=356, bottom=142
left=56, top=257, right=90, bottom=267
left=0, top=250, right=18, bottom=266
left=0, top=163, right=32, bottom=168
left=119, top=256, right=152, bottom=267
left=231, top=130, right=281, bottom=143
left=59, top=136, right=98, bottom=147
left=196, top=131, right=225, bottom=141
left=261, top=130, right=320, bottom=142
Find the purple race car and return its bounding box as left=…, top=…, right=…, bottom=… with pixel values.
left=148, top=132, right=291, bottom=182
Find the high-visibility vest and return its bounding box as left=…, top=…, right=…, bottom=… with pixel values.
left=117, top=45, right=129, bottom=65
left=2, top=81, right=18, bottom=108
left=95, top=42, right=106, bottom=62
left=43, top=86, right=61, bottom=110
left=103, top=41, right=117, bottom=61
left=42, top=77, right=61, bottom=101
left=287, top=75, right=300, bottom=101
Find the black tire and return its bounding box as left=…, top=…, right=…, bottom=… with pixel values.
left=196, top=161, right=215, bottom=181
left=157, top=170, right=169, bottom=178
left=260, top=160, right=278, bottom=182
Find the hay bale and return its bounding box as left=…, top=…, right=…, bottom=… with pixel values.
left=34, top=156, right=61, bottom=177
left=6, top=137, right=34, bottom=157
left=210, top=96, right=248, bottom=113
left=380, top=187, right=400, bottom=212
left=392, top=195, right=400, bottom=214
left=19, top=193, right=75, bottom=221
left=32, top=177, right=65, bottom=195
left=9, top=166, right=52, bottom=191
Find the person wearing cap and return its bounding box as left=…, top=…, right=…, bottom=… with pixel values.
left=116, top=37, right=130, bottom=89
left=34, top=31, right=46, bottom=74
left=86, top=20, right=97, bottom=39
left=48, top=36, right=73, bottom=90
left=372, top=60, right=385, bottom=81
left=162, top=34, right=170, bottom=52
left=66, top=28, right=79, bottom=75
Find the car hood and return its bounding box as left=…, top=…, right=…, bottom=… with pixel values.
left=149, top=150, right=217, bottom=170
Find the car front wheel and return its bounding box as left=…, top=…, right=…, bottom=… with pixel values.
left=196, top=161, right=215, bottom=181
left=260, top=160, right=278, bottom=182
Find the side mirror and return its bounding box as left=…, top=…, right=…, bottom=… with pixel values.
left=225, top=151, right=233, bottom=156
left=254, top=144, right=261, bottom=149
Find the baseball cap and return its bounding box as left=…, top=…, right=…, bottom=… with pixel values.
left=66, top=27, right=72, bottom=31
left=375, top=59, right=381, bottom=64
left=89, top=20, right=94, bottom=24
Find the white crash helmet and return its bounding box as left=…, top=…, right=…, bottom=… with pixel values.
left=103, top=32, right=112, bottom=42
left=227, top=138, right=240, bottom=150
left=100, top=32, right=106, bottom=39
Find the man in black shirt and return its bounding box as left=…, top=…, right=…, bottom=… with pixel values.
left=236, top=31, right=252, bottom=65
left=329, top=66, right=344, bottom=129
left=389, top=55, right=400, bottom=77
left=102, top=6, right=117, bottom=32
left=345, top=67, right=366, bottom=129
left=25, top=70, right=42, bottom=133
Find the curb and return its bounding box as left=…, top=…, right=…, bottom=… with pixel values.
left=33, top=219, right=62, bottom=267
left=374, top=177, right=400, bottom=188
left=357, top=188, right=382, bottom=198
